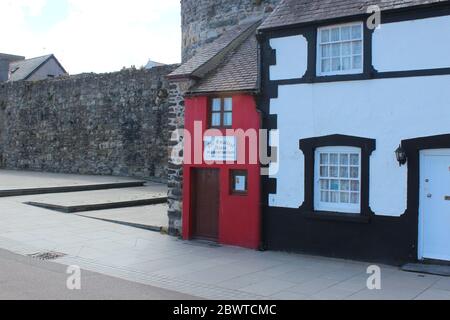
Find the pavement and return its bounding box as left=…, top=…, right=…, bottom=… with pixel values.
left=0, top=170, right=140, bottom=190
left=0, top=248, right=196, bottom=300
left=26, top=186, right=166, bottom=207
left=0, top=170, right=450, bottom=300
left=77, top=204, right=168, bottom=231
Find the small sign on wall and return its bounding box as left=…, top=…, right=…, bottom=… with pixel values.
left=204, top=136, right=237, bottom=162
left=234, top=175, right=247, bottom=192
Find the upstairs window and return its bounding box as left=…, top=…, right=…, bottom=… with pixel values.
left=210, top=97, right=233, bottom=128
left=314, top=146, right=361, bottom=214
left=317, top=23, right=363, bottom=76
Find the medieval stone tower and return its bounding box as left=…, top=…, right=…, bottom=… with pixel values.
left=181, top=0, right=282, bottom=62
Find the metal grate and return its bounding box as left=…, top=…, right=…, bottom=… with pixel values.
left=28, top=251, right=66, bottom=261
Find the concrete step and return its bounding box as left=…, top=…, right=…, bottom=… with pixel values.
left=76, top=204, right=169, bottom=232
left=402, top=263, right=450, bottom=277
left=0, top=181, right=146, bottom=197
left=26, top=197, right=167, bottom=213
left=23, top=185, right=167, bottom=213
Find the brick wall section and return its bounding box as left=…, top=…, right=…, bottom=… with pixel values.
left=181, top=0, right=281, bottom=61
left=0, top=65, right=178, bottom=181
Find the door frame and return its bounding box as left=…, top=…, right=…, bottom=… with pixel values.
left=418, top=149, right=450, bottom=260
left=402, top=134, right=450, bottom=261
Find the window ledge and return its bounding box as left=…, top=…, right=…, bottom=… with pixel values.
left=303, top=211, right=370, bottom=224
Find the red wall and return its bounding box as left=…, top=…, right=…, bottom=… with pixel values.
left=182, top=94, right=261, bottom=249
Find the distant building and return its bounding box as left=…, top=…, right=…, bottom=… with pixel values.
left=8, top=54, right=67, bottom=82
left=0, top=53, right=25, bottom=82
left=145, top=59, right=165, bottom=69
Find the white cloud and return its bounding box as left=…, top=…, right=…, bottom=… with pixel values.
left=1, top=0, right=181, bottom=74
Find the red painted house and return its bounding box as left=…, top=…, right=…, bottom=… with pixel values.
left=168, top=22, right=262, bottom=249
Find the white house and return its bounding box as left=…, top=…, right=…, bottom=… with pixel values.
left=257, top=0, right=450, bottom=264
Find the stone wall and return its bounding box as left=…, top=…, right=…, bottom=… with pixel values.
left=0, top=65, right=178, bottom=181
left=181, top=0, right=281, bottom=61
left=167, top=79, right=194, bottom=235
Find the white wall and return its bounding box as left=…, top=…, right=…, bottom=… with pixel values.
left=269, top=75, right=450, bottom=216
left=373, top=16, right=450, bottom=72
left=270, top=35, right=308, bottom=80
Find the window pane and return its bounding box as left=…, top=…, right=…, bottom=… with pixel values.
left=224, top=98, right=232, bottom=111
left=320, top=153, right=329, bottom=165
left=340, top=154, right=349, bottom=165
left=330, top=179, right=339, bottom=191
left=330, top=166, right=339, bottom=178
left=352, top=25, right=362, bottom=39
left=342, top=42, right=351, bottom=56
left=341, top=180, right=350, bottom=191
left=340, top=192, right=350, bottom=203
left=331, top=28, right=340, bottom=41
left=342, top=57, right=351, bottom=70
left=350, top=193, right=360, bottom=204
left=211, top=113, right=221, bottom=126
left=340, top=166, right=349, bottom=178
left=350, top=154, right=360, bottom=165
left=223, top=112, right=232, bottom=126
left=351, top=180, right=360, bottom=192
left=350, top=167, right=359, bottom=178
left=341, top=26, right=351, bottom=40
left=331, top=43, right=340, bottom=57
left=330, top=191, right=339, bottom=203
left=321, top=59, right=331, bottom=73
left=320, top=166, right=328, bottom=177
left=321, top=44, right=331, bottom=58
left=212, top=98, right=221, bottom=111
left=321, top=29, right=330, bottom=43
left=320, top=179, right=329, bottom=190
left=352, top=41, right=362, bottom=55
left=353, top=55, right=362, bottom=69
left=330, top=154, right=339, bottom=165
left=321, top=191, right=330, bottom=202
left=332, top=58, right=341, bottom=71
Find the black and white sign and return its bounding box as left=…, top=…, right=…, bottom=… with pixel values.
left=204, top=136, right=237, bottom=162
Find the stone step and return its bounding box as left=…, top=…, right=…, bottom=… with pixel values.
left=26, top=197, right=167, bottom=213
left=402, top=263, right=450, bottom=277
left=23, top=185, right=167, bottom=213
left=0, top=181, right=147, bottom=197
left=76, top=204, right=169, bottom=232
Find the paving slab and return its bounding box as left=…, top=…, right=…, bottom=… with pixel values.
left=77, top=204, right=169, bottom=231
left=0, top=170, right=147, bottom=197
left=25, top=185, right=167, bottom=213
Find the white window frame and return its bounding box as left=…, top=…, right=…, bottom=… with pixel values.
left=316, top=22, right=364, bottom=76
left=314, top=146, right=362, bottom=214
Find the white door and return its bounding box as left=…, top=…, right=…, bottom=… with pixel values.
left=419, top=149, right=450, bottom=261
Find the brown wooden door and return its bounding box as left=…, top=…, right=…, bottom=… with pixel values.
left=192, top=168, right=219, bottom=241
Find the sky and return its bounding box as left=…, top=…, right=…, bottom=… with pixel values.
left=0, top=0, right=181, bottom=74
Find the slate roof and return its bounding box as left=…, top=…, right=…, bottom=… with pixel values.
left=168, top=21, right=260, bottom=80
left=189, top=32, right=259, bottom=94
left=259, top=0, right=448, bottom=30
left=8, top=54, right=66, bottom=81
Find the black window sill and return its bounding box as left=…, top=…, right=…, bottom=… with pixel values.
left=303, top=211, right=371, bottom=224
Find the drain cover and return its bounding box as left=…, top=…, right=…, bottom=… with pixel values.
left=28, top=251, right=66, bottom=261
